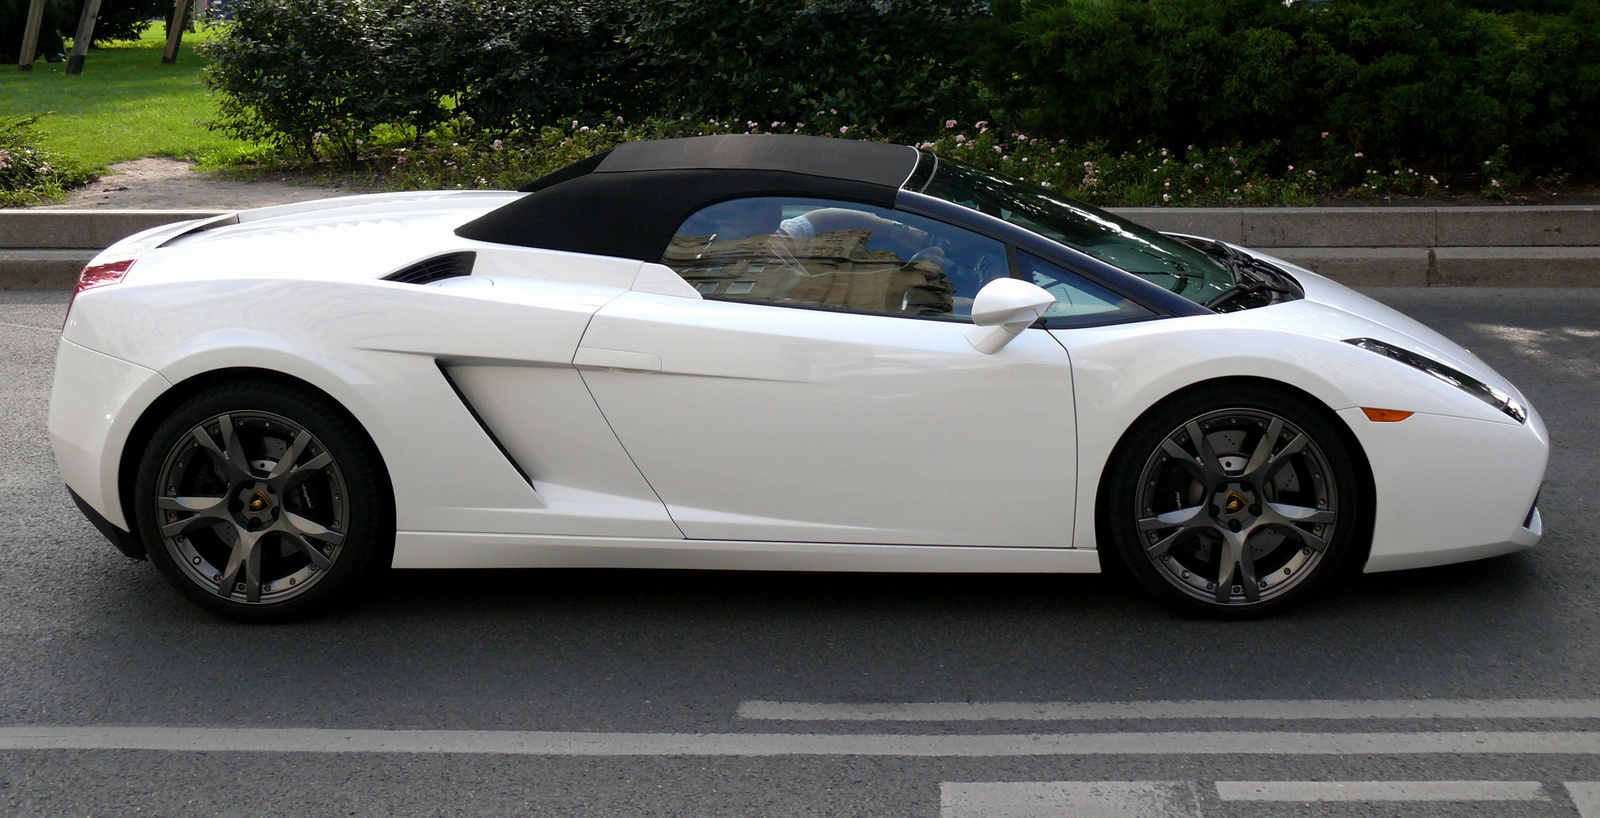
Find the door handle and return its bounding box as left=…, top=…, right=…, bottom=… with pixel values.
left=574, top=347, right=662, bottom=372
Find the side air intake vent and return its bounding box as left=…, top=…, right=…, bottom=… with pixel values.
left=384, top=251, right=476, bottom=285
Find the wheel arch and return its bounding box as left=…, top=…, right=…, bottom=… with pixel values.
left=116, top=366, right=396, bottom=560
left=1092, top=375, right=1377, bottom=575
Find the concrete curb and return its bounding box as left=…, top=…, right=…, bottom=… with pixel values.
left=0, top=210, right=227, bottom=251
left=4, top=205, right=1600, bottom=289
left=1118, top=205, right=1600, bottom=248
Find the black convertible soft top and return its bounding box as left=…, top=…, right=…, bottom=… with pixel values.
left=454, top=135, right=921, bottom=262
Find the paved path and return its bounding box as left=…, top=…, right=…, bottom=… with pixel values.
left=2, top=288, right=1599, bottom=816
left=32, top=158, right=359, bottom=210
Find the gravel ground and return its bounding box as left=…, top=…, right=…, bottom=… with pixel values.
left=33, top=158, right=360, bottom=210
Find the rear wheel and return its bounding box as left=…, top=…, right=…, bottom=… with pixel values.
left=1105, top=384, right=1362, bottom=617
left=134, top=380, right=390, bottom=622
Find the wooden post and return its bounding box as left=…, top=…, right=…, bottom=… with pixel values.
left=17, top=0, right=46, bottom=71
left=65, top=0, right=105, bottom=75
left=163, top=0, right=193, bottom=65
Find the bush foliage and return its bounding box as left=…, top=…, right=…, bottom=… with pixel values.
left=201, top=0, right=981, bottom=150
left=0, top=115, right=90, bottom=206
left=201, top=0, right=1600, bottom=194
left=972, top=0, right=1600, bottom=176
left=629, top=0, right=986, bottom=134
left=363, top=114, right=1548, bottom=207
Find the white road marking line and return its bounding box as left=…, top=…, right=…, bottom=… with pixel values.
left=1569, top=782, right=1600, bottom=818
left=941, top=781, right=1199, bottom=818
left=4, top=727, right=1600, bottom=756
left=738, top=698, right=1600, bottom=722
left=1216, top=780, right=1548, bottom=802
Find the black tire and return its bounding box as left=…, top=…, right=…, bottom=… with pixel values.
left=1103, top=382, right=1364, bottom=618
left=133, top=379, right=391, bottom=622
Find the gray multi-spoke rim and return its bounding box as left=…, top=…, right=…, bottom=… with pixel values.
left=1134, top=408, right=1338, bottom=606
left=155, top=411, right=349, bottom=605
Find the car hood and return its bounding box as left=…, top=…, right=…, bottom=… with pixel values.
left=1232, top=247, right=1529, bottom=408
left=98, top=190, right=526, bottom=286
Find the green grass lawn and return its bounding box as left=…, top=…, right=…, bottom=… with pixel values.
left=0, top=25, right=248, bottom=171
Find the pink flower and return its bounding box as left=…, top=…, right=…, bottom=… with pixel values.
left=955, top=135, right=966, bottom=143
left=1321, top=131, right=1330, bottom=138
left=839, top=126, right=849, bottom=134
left=946, top=119, right=957, bottom=128
left=1355, top=152, right=1364, bottom=158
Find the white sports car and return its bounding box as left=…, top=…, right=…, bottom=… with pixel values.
left=49, top=135, right=1547, bottom=621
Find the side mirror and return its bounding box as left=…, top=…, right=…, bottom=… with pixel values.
left=966, top=278, right=1056, bottom=354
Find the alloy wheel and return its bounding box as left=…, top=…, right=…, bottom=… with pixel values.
left=153, top=410, right=350, bottom=605
left=1133, top=408, right=1339, bottom=606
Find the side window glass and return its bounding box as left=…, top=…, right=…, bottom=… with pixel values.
left=1020, top=252, right=1156, bottom=327
left=661, top=197, right=1009, bottom=321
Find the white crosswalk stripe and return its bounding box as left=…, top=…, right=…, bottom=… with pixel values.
left=741, top=698, right=1600, bottom=722
left=4, top=726, right=1600, bottom=756
left=1570, top=783, right=1600, bottom=818
left=943, top=780, right=1587, bottom=816
left=1215, top=780, right=1548, bottom=802
left=940, top=781, right=1200, bottom=818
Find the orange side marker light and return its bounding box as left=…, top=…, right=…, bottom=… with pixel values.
left=1361, top=408, right=1414, bottom=422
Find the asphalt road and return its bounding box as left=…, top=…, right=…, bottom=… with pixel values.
left=3, top=287, right=1600, bottom=817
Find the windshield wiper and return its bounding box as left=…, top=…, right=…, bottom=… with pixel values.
left=1194, top=241, right=1301, bottom=311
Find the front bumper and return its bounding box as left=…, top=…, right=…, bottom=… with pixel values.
left=1341, top=406, right=1549, bottom=573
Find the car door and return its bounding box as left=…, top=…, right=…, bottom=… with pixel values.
left=574, top=196, right=1078, bottom=547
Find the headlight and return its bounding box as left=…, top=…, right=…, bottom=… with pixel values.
left=1344, top=337, right=1527, bottom=423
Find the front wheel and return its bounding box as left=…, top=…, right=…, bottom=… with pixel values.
left=1105, top=384, right=1363, bottom=617
left=133, top=380, right=391, bottom=622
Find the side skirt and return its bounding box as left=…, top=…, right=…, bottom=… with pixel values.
left=393, top=532, right=1101, bottom=573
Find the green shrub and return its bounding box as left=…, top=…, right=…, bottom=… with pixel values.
left=205, top=0, right=1600, bottom=184
left=202, top=0, right=394, bottom=161
left=970, top=0, right=1600, bottom=175
left=0, top=115, right=90, bottom=206
left=454, top=0, right=646, bottom=130
left=204, top=0, right=647, bottom=151
left=628, top=0, right=987, bottom=135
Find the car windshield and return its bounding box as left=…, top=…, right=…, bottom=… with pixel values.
left=910, top=153, right=1237, bottom=304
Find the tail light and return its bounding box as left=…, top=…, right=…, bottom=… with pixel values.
left=64, top=258, right=135, bottom=328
